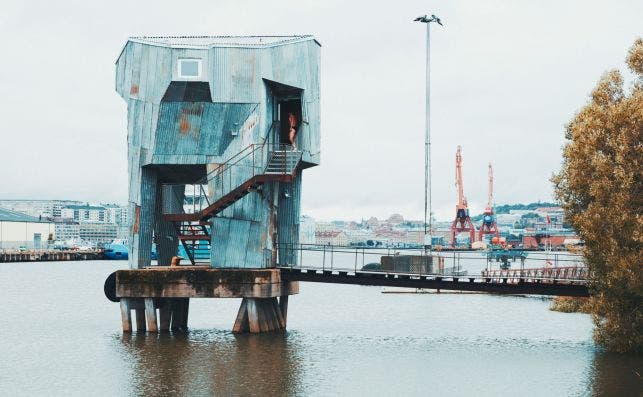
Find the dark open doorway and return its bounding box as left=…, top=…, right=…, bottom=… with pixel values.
left=264, top=79, right=303, bottom=147
left=278, top=99, right=302, bottom=145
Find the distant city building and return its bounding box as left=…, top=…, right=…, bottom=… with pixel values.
left=315, top=222, right=338, bottom=233
left=55, top=223, right=118, bottom=247
left=344, top=229, right=375, bottom=245
left=366, top=217, right=379, bottom=228
left=61, top=204, right=109, bottom=223
left=299, top=215, right=316, bottom=245
left=387, top=213, right=404, bottom=225
left=0, top=207, right=55, bottom=249
left=315, top=231, right=348, bottom=246
left=0, top=199, right=82, bottom=219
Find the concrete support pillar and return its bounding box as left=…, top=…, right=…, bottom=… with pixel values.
left=170, top=298, right=189, bottom=331
left=233, top=297, right=287, bottom=333
left=144, top=298, right=158, bottom=332
left=120, top=299, right=132, bottom=332
left=135, top=308, right=146, bottom=332
left=155, top=184, right=185, bottom=266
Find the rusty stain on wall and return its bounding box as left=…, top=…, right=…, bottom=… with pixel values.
left=179, top=114, right=191, bottom=135
left=133, top=205, right=141, bottom=234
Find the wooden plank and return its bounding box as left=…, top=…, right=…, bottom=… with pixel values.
left=120, top=299, right=132, bottom=332
left=259, top=299, right=274, bottom=332
left=232, top=298, right=249, bottom=333
left=266, top=298, right=281, bottom=331
left=273, top=297, right=286, bottom=329
left=144, top=298, right=158, bottom=332
left=246, top=299, right=260, bottom=333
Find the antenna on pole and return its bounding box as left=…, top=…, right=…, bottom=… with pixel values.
left=413, top=14, right=443, bottom=252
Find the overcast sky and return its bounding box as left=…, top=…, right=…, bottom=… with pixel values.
left=1, top=0, right=640, bottom=221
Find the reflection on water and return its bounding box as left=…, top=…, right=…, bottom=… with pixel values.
left=591, top=352, right=642, bottom=396
left=118, top=331, right=301, bottom=396
left=0, top=261, right=640, bottom=396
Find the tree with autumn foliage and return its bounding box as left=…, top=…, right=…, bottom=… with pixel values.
left=553, top=38, right=642, bottom=353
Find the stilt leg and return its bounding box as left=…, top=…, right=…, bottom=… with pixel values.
left=159, top=300, right=171, bottom=331
left=273, top=297, right=286, bottom=329
left=144, top=298, right=158, bottom=332
left=120, top=299, right=132, bottom=332
left=170, top=298, right=189, bottom=331
left=233, top=298, right=249, bottom=333
left=135, top=308, right=146, bottom=332
left=181, top=298, right=189, bottom=329
left=279, top=295, right=289, bottom=327
left=169, top=298, right=181, bottom=331
left=262, top=299, right=276, bottom=332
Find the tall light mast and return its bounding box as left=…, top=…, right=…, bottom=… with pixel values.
left=413, top=14, right=442, bottom=250
left=479, top=163, right=499, bottom=241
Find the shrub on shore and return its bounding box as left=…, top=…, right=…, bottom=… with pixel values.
left=550, top=296, right=592, bottom=314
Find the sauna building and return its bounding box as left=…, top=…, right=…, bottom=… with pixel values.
left=115, top=35, right=321, bottom=269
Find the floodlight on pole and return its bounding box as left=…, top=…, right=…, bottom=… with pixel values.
left=414, top=14, right=443, bottom=251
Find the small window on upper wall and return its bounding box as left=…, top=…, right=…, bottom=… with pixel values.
left=178, top=59, right=202, bottom=78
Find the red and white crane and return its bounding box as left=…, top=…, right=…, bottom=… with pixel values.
left=450, top=146, right=476, bottom=246
left=478, top=163, right=499, bottom=240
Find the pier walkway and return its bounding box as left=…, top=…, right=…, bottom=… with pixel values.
left=275, top=245, right=589, bottom=297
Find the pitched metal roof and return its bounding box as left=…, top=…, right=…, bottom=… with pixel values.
left=0, top=207, right=43, bottom=223
left=129, top=35, right=319, bottom=49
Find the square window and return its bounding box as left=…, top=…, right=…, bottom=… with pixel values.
left=178, top=59, right=201, bottom=78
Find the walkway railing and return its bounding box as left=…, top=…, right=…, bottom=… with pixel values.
left=275, top=243, right=589, bottom=284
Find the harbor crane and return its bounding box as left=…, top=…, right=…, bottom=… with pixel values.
left=478, top=163, right=500, bottom=240
left=450, top=146, right=476, bottom=246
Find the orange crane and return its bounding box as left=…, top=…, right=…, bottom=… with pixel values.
left=450, top=146, right=476, bottom=246
left=478, top=163, right=499, bottom=240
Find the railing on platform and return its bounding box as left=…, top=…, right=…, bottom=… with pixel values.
left=275, top=243, right=589, bottom=283
left=159, top=143, right=302, bottom=216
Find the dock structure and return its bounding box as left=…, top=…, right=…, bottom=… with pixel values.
left=1, top=249, right=104, bottom=262
left=112, top=35, right=321, bottom=333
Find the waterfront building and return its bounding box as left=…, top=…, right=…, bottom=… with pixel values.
left=0, top=199, right=82, bottom=219
left=315, top=222, right=338, bottom=233
left=387, top=213, right=404, bottom=225
left=0, top=207, right=55, bottom=249
left=315, top=230, right=348, bottom=246
left=54, top=223, right=118, bottom=247
left=299, top=215, right=316, bottom=245
left=61, top=204, right=110, bottom=223
left=343, top=229, right=376, bottom=245
left=116, top=35, right=321, bottom=268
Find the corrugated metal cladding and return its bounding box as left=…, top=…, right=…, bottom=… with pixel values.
left=154, top=102, right=257, bottom=158
left=154, top=185, right=184, bottom=265
left=116, top=35, right=321, bottom=269
left=278, top=173, right=302, bottom=266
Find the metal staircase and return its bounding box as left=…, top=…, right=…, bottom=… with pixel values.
left=162, top=143, right=302, bottom=265
left=175, top=220, right=211, bottom=265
